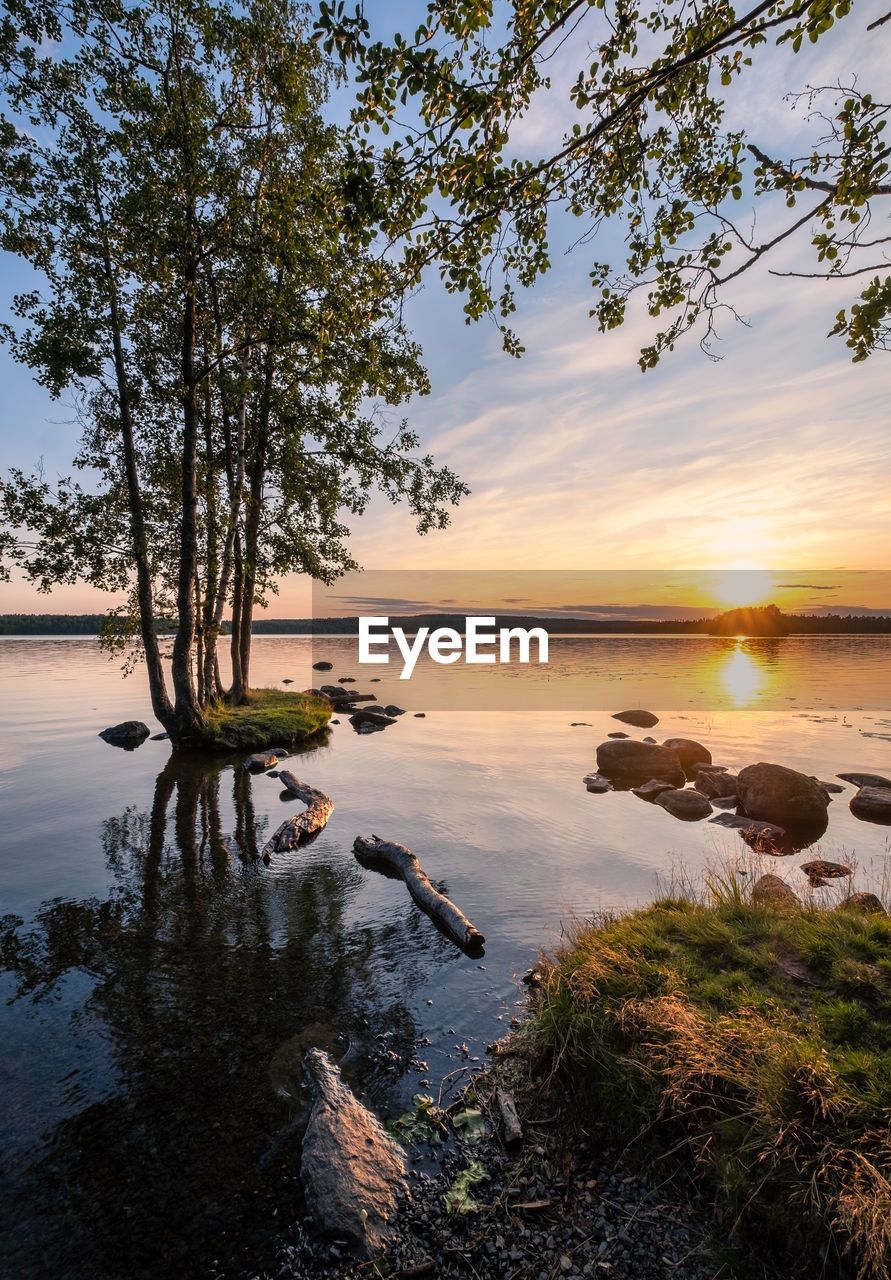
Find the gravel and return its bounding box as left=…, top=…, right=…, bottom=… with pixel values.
left=261, top=1104, right=771, bottom=1280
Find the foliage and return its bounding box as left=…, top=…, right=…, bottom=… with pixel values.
left=442, top=1160, right=487, bottom=1214
left=527, top=889, right=891, bottom=1278
left=0, top=0, right=466, bottom=742
left=388, top=1091, right=449, bottom=1145
left=451, top=1105, right=488, bottom=1143
left=317, top=0, right=890, bottom=366
left=200, top=688, right=331, bottom=752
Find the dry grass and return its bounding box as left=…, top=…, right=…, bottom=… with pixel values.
left=527, top=875, right=891, bottom=1278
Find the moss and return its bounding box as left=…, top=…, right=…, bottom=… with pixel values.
left=525, top=883, right=891, bottom=1279
left=200, top=688, right=331, bottom=752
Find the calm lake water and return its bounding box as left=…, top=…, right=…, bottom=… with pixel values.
left=1, top=634, right=890, bottom=1278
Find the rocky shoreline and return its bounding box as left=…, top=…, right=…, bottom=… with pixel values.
left=262, top=1069, right=765, bottom=1280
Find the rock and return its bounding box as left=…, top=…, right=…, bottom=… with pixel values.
left=349, top=708, right=397, bottom=731
left=383, top=705, right=406, bottom=717
left=414, top=712, right=426, bottom=718
left=711, top=794, right=739, bottom=809
left=583, top=773, right=613, bottom=793
left=642, top=735, right=657, bottom=743
left=752, top=874, right=799, bottom=909
left=150, top=731, right=169, bottom=741
left=300, top=1048, right=407, bottom=1255
left=736, top=762, right=830, bottom=832
left=811, top=778, right=846, bottom=794
left=849, top=786, right=891, bottom=824
left=570, top=722, right=592, bottom=727
left=837, top=771, right=891, bottom=788
left=98, top=720, right=150, bottom=749
left=654, top=788, right=713, bottom=820
left=312, top=660, right=333, bottom=671
left=245, top=750, right=284, bottom=771
left=595, top=740, right=684, bottom=787
left=338, top=676, right=356, bottom=684
left=612, top=709, right=659, bottom=728
left=631, top=778, right=675, bottom=801
left=709, top=812, right=786, bottom=841
left=691, top=761, right=728, bottom=775
left=834, top=893, right=887, bottom=916
left=694, top=770, right=738, bottom=800
left=801, top=860, right=851, bottom=884
left=662, top=737, right=712, bottom=772
left=282, top=678, right=294, bottom=684
left=607, top=731, right=629, bottom=739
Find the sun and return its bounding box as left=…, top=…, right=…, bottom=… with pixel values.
left=715, top=569, right=774, bottom=609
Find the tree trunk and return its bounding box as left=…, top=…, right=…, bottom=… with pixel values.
left=170, top=269, right=207, bottom=744
left=91, top=170, right=176, bottom=737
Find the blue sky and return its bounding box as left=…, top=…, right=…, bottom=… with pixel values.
left=1, top=1, right=888, bottom=615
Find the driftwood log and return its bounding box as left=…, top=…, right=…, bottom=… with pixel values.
left=261, top=772, right=334, bottom=860
left=353, top=835, right=485, bottom=952
left=496, top=1088, right=523, bottom=1145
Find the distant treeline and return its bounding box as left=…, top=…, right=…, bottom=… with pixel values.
left=2, top=612, right=889, bottom=636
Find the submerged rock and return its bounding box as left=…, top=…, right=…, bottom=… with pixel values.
left=801, top=860, right=851, bottom=885
left=312, top=660, right=333, bottom=671
left=709, top=812, right=786, bottom=842
left=245, top=749, right=286, bottom=772
left=350, top=708, right=397, bottom=732
left=596, top=740, right=684, bottom=787
left=654, top=787, right=712, bottom=821
left=849, top=785, right=891, bottom=824
left=612, top=709, right=659, bottom=728
left=607, top=731, right=629, bottom=739
left=301, top=1048, right=407, bottom=1255
left=736, top=762, right=829, bottom=833
left=98, top=720, right=150, bottom=749
left=584, top=772, right=613, bottom=793
left=837, top=771, right=891, bottom=789
left=631, top=778, right=675, bottom=801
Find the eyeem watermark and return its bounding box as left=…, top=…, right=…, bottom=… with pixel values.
left=359, top=616, right=549, bottom=680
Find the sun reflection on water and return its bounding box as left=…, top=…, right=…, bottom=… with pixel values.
left=720, top=639, right=766, bottom=706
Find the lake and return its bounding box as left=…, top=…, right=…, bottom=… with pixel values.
left=1, top=634, right=889, bottom=1278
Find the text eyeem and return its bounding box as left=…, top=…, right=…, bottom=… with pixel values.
left=358, top=616, right=549, bottom=680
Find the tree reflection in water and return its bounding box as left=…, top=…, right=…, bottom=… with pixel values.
left=0, top=752, right=427, bottom=1280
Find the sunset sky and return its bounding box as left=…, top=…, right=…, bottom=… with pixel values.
left=0, top=2, right=888, bottom=616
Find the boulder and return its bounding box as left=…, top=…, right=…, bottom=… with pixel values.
left=383, top=705, right=406, bottom=717
left=583, top=773, right=613, bottom=793
left=98, top=720, right=150, bottom=749
left=662, top=737, right=712, bottom=772
left=849, top=786, right=891, bottom=824
left=631, top=778, right=675, bottom=801
left=312, top=660, right=333, bottom=671
left=752, top=874, right=799, bottom=909
left=300, top=1049, right=407, bottom=1255
left=837, top=771, right=891, bottom=789
left=736, top=762, right=830, bottom=832
left=612, top=709, right=659, bottom=729
left=833, top=893, right=887, bottom=917
left=654, top=788, right=712, bottom=821
left=595, top=740, right=684, bottom=787
left=694, top=770, right=738, bottom=800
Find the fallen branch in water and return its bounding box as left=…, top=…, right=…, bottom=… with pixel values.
left=353, top=834, right=485, bottom=952
left=262, top=772, right=334, bottom=860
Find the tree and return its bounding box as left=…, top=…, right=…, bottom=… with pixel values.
left=317, top=0, right=891, bottom=367
left=0, top=0, right=466, bottom=744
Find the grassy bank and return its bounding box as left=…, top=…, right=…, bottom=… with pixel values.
left=524, top=879, right=891, bottom=1278
left=201, top=688, right=331, bottom=752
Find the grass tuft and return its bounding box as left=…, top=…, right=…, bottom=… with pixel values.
left=526, top=884, right=891, bottom=1278
left=200, top=688, right=331, bottom=752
